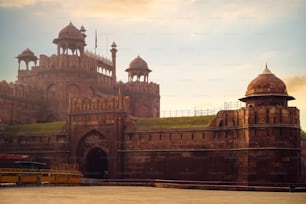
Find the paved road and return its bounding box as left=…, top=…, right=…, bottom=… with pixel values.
left=1, top=186, right=306, bottom=204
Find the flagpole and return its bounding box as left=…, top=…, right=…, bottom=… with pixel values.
left=106, top=33, right=108, bottom=58
left=95, top=30, right=97, bottom=55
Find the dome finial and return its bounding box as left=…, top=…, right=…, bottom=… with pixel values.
left=262, top=63, right=272, bottom=74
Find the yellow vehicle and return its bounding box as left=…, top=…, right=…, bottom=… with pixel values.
left=0, top=154, right=82, bottom=185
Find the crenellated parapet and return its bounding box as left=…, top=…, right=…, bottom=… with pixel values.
left=0, top=80, right=44, bottom=124
left=123, top=81, right=159, bottom=96
left=68, top=95, right=130, bottom=114
left=209, top=105, right=299, bottom=129
left=0, top=80, right=43, bottom=103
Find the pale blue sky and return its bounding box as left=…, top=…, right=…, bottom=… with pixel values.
left=0, top=0, right=305, bottom=129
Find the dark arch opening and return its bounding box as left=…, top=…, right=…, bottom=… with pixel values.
left=85, top=148, right=108, bottom=179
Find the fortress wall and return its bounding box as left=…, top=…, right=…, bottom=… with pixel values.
left=120, top=149, right=240, bottom=181
left=245, top=106, right=300, bottom=125
left=123, top=129, right=246, bottom=150
left=244, top=106, right=300, bottom=184
left=0, top=81, right=43, bottom=124
left=121, top=128, right=245, bottom=181
left=301, top=137, right=306, bottom=182
left=247, top=148, right=300, bottom=184
left=121, top=106, right=300, bottom=183
left=0, top=134, right=69, bottom=168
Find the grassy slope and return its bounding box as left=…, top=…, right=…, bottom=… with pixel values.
left=2, top=117, right=305, bottom=136
left=135, top=115, right=215, bottom=131
left=4, top=121, right=66, bottom=136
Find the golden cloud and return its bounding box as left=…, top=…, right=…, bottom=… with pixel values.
left=285, top=75, right=306, bottom=93
left=0, top=0, right=159, bottom=17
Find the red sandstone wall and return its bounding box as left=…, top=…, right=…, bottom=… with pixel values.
left=121, top=106, right=300, bottom=184
left=301, top=137, right=306, bottom=182
left=123, top=82, right=160, bottom=118
left=0, top=81, right=43, bottom=124
left=120, top=150, right=240, bottom=182
left=0, top=134, right=69, bottom=168
left=121, top=129, right=246, bottom=182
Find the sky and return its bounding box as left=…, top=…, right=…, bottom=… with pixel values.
left=0, top=0, right=305, bottom=129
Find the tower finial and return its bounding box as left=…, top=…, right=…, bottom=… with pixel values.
left=262, top=63, right=272, bottom=74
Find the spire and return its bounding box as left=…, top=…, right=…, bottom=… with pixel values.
left=262, top=63, right=272, bottom=74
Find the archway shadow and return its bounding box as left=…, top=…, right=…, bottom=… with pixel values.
left=85, top=147, right=108, bottom=179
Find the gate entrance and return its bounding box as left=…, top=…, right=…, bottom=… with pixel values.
left=85, top=148, right=108, bottom=179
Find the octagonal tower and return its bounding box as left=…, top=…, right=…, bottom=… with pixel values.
left=238, top=65, right=300, bottom=185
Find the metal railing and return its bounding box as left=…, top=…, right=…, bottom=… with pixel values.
left=161, top=101, right=244, bottom=118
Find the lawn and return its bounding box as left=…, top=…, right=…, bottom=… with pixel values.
left=135, top=115, right=215, bottom=131
left=3, top=121, right=66, bottom=136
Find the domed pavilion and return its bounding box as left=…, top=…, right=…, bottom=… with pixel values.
left=125, top=56, right=152, bottom=83
left=52, top=22, right=86, bottom=56
left=239, top=65, right=295, bottom=107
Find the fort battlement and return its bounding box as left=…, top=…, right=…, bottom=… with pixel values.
left=68, top=95, right=130, bottom=114
left=18, top=53, right=115, bottom=79
left=123, top=81, right=159, bottom=95
left=209, top=107, right=299, bottom=128
left=0, top=80, right=42, bottom=101
left=123, top=106, right=300, bottom=153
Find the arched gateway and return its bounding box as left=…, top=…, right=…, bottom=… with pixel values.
left=85, top=147, right=108, bottom=178
left=77, top=130, right=110, bottom=178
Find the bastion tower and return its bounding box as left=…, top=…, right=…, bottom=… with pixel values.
left=239, top=65, right=300, bottom=184
left=124, top=56, right=160, bottom=117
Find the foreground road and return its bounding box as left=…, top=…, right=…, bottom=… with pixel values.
left=1, top=186, right=306, bottom=204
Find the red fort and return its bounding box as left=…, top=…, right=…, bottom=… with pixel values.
left=0, top=22, right=305, bottom=186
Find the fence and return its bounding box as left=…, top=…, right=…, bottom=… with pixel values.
left=160, top=101, right=244, bottom=118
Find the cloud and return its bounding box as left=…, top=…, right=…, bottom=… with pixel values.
left=285, top=76, right=306, bottom=130
left=0, top=0, right=159, bottom=17
left=2, top=0, right=304, bottom=24
left=285, top=75, right=306, bottom=93
left=0, top=0, right=37, bottom=7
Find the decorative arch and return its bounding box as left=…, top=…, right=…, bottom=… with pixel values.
left=66, top=84, right=80, bottom=98
left=76, top=130, right=109, bottom=178
left=47, top=83, right=57, bottom=100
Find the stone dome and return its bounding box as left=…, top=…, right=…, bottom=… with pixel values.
left=246, top=66, right=288, bottom=97
left=58, top=22, right=84, bottom=40
left=240, top=65, right=294, bottom=103
left=18, top=48, right=36, bottom=58
left=125, top=56, right=152, bottom=82
left=128, top=56, right=151, bottom=71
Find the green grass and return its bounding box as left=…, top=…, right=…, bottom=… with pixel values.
left=4, top=121, right=66, bottom=136
left=135, top=115, right=215, bottom=131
